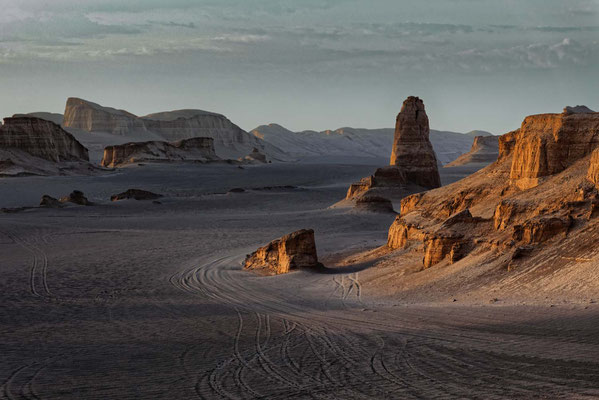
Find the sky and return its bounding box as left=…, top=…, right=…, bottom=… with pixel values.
left=0, top=0, right=598, bottom=134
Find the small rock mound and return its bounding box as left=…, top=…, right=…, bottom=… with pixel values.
left=59, top=190, right=90, bottom=206
left=40, top=195, right=63, bottom=208
left=243, top=147, right=268, bottom=163
left=355, top=195, right=395, bottom=213
left=111, top=189, right=163, bottom=201
left=244, top=229, right=321, bottom=275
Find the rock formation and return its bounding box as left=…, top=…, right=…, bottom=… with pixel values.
left=40, top=195, right=63, bottom=208
left=509, top=110, right=599, bottom=190
left=354, top=195, right=395, bottom=213
left=384, top=106, right=599, bottom=270
left=63, top=98, right=145, bottom=135
left=62, top=98, right=278, bottom=160
left=390, top=97, right=441, bottom=189
left=101, top=137, right=217, bottom=167
left=111, top=189, right=163, bottom=201
left=344, top=97, right=441, bottom=204
left=243, top=229, right=321, bottom=275
left=242, top=147, right=267, bottom=163
left=59, top=190, right=91, bottom=206
left=445, top=135, right=499, bottom=167
left=0, top=117, right=88, bottom=163
left=346, top=166, right=407, bottom=200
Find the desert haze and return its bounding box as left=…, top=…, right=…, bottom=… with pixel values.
left=2, top=1, right=599, bottom=399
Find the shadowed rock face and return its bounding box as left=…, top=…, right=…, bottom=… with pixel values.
left=355, top=195, right=395, bottom=213
left=0, top=117, right=89, bottom=162
left=509, top=111, right=599, bottom=190
left=390, top=97, right=441, bottom=189
left=111, top=189, right=163, bottom=201
left=101, top=137, right=217, bottom=167
left=244, top=229, right=320, bottom=275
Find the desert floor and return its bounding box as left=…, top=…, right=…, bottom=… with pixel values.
left=1, top=161, right=598, bottom=399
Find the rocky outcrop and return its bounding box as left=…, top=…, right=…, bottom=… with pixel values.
left=40, top=195, right=63, bottom=208
left=243, top=229, right=321, bottom=275
left=497, top=130, right=518, bottom=162
left=0, top=117, right=88, bottom=162
left=387, top=216, right=425, bottom=249
left=564, top=105, right=595, bottom=114
left=445, top=135, right=499, bottom=167
left=493, top=200, right=527, bottom=231
left=513, top=216, right=572, bottom=244
left=509, top=111, right=599, bottom=190
left=423, top=232, right=466, bottom=269
left=101, top=137, right=217, bottom=167
left=383, top=105, right=599, bottom=272
left=346, top=166, right=406, bottom=200
left=59, top=190, right=90, bottom=206
left=111, top=189, right=163, bottom=201
left=587, top=149, right=599, bottom=186
left=243, top=147, right=267, bottom=163
left=390, top=97, right=441, bottom=189
left=355, top=195, right=395, bottom=213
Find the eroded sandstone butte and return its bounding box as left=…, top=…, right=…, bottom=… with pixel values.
left=386, top=106, right=599, bottom=270
left=101, top=137, right=217, bottom=167
left=445, top=135, right=499, bottom=167
left=510, top=110, right=599, bottom=190
left=244, top=229, right=320, bottom=275
left=0, top=116, right=89, bottom=162
left=390, top=96, right=441, bottom=189
left=345, top=97, right=441, bottom=202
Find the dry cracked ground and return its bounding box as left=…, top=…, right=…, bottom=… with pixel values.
left=1, top=162, right=599, bottom=399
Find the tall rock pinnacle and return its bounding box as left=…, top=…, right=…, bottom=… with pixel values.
left=390, top=96, right=441, bottom=189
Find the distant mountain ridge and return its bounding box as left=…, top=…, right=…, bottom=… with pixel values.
left=251, top=123, right=483, bottom=165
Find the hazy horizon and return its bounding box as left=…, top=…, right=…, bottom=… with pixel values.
left=1, top=0, right=598, bottom=134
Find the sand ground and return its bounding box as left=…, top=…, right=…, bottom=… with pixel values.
left=1, top=161, right=598, bottom=399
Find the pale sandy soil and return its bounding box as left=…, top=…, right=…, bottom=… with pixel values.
left=1, top=162, right=598, bottom=399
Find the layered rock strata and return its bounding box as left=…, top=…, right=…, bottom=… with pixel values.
left=509, top=110, right=599, bottom=190
left=385, top=106, right=599, bottom=269
left=244, top=229, right=320, bottom=275
left=101, top=137, right=217, bottom=167
left=0, top=117, right=88, bottom=162
left=390, top=97, right=441, bottom=189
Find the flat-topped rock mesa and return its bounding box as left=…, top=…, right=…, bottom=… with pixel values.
left=445, top=135, right=499, bottom=167
left=0, top=116, right=89, bottom=163
left=63, top=98, right=276, bottom=160
left=510, top=109, right=599, bottom=190
left=101, top=137, right=217, bottom=167
left=385, top=105, right=599, bottom=273
left=63, top=98, right=145, bottom=135
left=244, top=229, right=321, bottom=275
left=390, top=96, right=441, bottom=189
